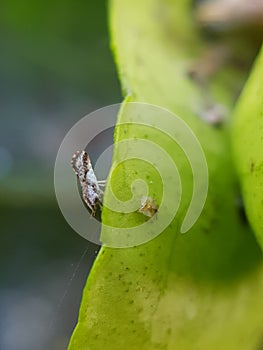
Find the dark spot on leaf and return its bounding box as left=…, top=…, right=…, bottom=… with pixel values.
left=203, top=227, right=210, bottom=234
left=187, top=67, right=200, bottom=82
left=251, top=161, right=255, bottom=173
left=166, top=328, right=172, bottom=335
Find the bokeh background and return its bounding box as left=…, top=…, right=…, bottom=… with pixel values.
left=0, top=1, right=121, bottom=349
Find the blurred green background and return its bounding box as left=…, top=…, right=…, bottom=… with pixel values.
left=0, top=1, right=120, bottom=349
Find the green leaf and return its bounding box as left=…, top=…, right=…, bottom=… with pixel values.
left=233, top=46, right=263, bottom=249
left=68, top=1, right=263, bottom=349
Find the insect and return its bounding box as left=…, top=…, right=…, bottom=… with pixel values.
left=198, top=103, right=227, bottom=127
left=71, top=150, right=105, bottom=216
left=138, top=196, right=158, bottom=218
left=196, top=0, right=263, bottom=28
